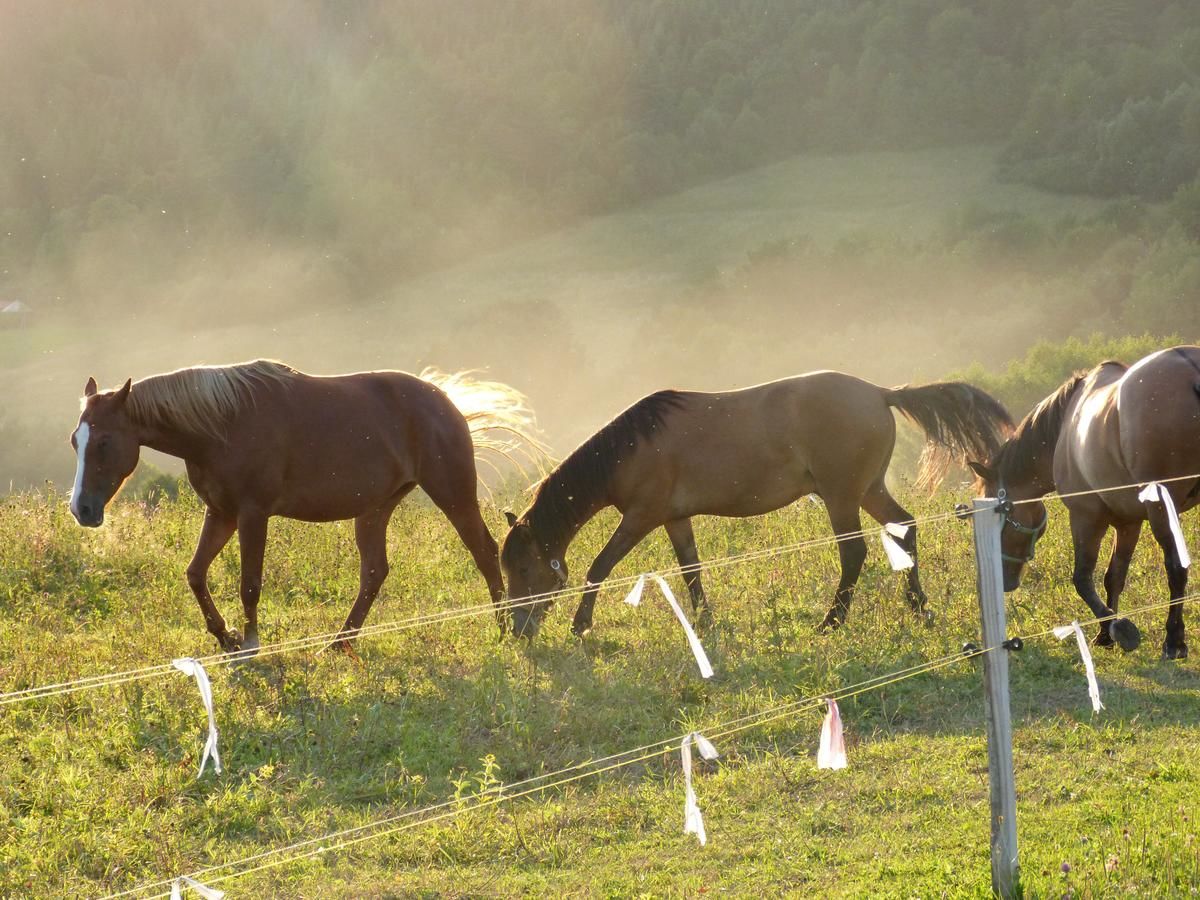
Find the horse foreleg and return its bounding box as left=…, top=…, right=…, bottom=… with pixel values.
left=330, top=506, right=396, bottom=654
left=1145, top=503, right=1189, bottom=660
left=422, top=469, right=505, bottom=630
left=862, top=485, right=928, bottom=624
left=235, top=510, right=269, bottom=656
left=185, top=508, right=238, bottom=651
left=664, top=518, right=710, bottom=627
left=574, top=516, right=656, bottom=637
left=1070, top=512, right=1139, bottom=652
left=818, top=505, right=867, bottom=632
left=1097, top=520, right=1142, bottom=647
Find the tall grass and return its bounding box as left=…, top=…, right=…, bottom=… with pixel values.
left=1, top=486, right=1199, bottom=896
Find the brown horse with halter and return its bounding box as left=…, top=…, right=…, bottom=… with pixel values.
left=970, top=346, right=1200, bottom=660
left=69, top=361, right=540, bottom=653
left=501, top=371, right=1012, bottom=639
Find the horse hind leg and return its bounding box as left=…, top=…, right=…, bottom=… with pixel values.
left=1097, top=520, right=1142, bottom=647
left=331, top=501, right=401, bottom=654
left=861, top=484, right=930, bottom=626
left=1144, top=502, right=1189, bottom=660
left=664, top=518, right=711, bottom=628
left=818, top=500, right=868, bottom=632
left=421, top=465, right=505, bottom=618
left=1070, top=511, right=1140, bottom=652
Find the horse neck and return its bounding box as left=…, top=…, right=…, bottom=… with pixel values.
left=525, top=477, right=611, bottom=561
left=134, top=418, right=215, bottom=463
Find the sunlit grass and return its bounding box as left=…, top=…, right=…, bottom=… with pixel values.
left=1, top=486, right=1199, bottom=896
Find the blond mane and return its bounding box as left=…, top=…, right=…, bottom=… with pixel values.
left=126, top=359, right=298, bottom=438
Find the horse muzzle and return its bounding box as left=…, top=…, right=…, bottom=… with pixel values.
left=70, top=494, right=105, bottom=528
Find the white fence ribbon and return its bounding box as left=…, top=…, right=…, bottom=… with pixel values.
left=1053, top=621, right=1104, bottom=713
left=651, top=575, right=714, bottom=679
left=1138, top=483, right=1191, bottom=568
left=681, top=731, right=719, bottom=845
left=170, top=875, right=225, bottom=899
left=817, top=698, right=848, bottom=770
left=880, top=523, right=914, bottom=571
left=623, top=574, right=646, bottom=607
left=172, top=657, right=222, bottom=777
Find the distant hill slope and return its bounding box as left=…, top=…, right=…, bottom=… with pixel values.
left=3, top=144, right=1130, bottom=490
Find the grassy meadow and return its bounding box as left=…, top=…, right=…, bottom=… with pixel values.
left=2, top=483, right=1200, bottom=897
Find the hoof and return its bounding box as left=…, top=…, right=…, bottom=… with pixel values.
left=571, top=619, right=593, bottom=639
left=323, top=638, right=362, bottom=660
left=817, top=613, right=843, bottom=634
left=1093, top=627, right=1115, bottom=648
left=696, top=605, right=714, bottom=631
left=219, top=628, right=244, bottom=654
left=1162, top=642, right=1189, bottom=661
left=916, top=608, right=935, bottom=628
left=231, top=632, right=260, bottom=662
left=1109, top=618, right=1141, bottom=653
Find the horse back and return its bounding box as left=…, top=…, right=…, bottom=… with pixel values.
left=1059, top=348, right=1200, bottom=518
left=214, top=371, right=467, bottom=520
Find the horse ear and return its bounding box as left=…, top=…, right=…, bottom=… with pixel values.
left=84, top=377, right=98, bottom=397
left=967, top=461, right=995, bottom=481
left=113, top=378, right=132, bottom=406
left=504, top=511, right=518, bottom=528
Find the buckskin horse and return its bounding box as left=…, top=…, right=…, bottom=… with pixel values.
left=970, top=346, right=1200, bottom=660
left=501, top=371, right=1012, bottom=638
left=69, top=361, right=540, bottom=653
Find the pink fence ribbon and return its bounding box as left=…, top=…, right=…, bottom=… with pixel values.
left=1138, top=483, right=1191, bottom=568
left=1053, top=621, right=1103, bottom=713
left=681, top=731, right=720, bottom=845
left=817, top=698, right=848, bottom=770
left=880, top=523, right=914, bottom=571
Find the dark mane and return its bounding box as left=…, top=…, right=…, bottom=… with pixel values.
left=990, top=361, right=1125, bottom=484
left=526, top=390, right=687, bottom=550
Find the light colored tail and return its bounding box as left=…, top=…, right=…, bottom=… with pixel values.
left=420, top=368, right=551, bottom=484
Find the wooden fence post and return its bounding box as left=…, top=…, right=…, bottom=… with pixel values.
left=972, top=497, right=1019, bottom=897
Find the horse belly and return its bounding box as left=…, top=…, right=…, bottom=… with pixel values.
left=276, top=437, right=415, bottom=522
left=669, top=455, right=814, bottom=519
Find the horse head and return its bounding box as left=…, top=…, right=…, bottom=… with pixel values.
left=969, top=460, right=1048, bottom=593
left=69, top=376, right=140, bottom=527
left=499, top=511, right=567, bottom=638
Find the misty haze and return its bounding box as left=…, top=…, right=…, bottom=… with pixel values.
left=3, top=2, right=1200, bottom=897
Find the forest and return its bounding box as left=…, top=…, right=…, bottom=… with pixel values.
left=1, top=0, right=1198, bottom=313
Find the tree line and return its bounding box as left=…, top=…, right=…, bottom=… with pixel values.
left=1, top=0, right=1198, bottom=311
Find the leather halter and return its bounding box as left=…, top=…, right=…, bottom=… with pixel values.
left=997, top=486, right=1048, bottom=565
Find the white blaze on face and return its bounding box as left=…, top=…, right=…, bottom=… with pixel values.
left=70, top=422, right=90, bottom=519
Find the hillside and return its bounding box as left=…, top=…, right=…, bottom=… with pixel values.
left=0, top=144, right=1116, bottom=490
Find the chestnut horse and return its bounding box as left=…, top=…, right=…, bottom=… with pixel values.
left=69, top=361, right=540, bottom=653
left=501, top=371, right=1011, bottom=638
left=970, top=346, right=1200, bottom=660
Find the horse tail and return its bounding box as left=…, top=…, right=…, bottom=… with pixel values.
left=885, top=382, right=1014, bottom=492
left=420, top=369, right=551, bottom=483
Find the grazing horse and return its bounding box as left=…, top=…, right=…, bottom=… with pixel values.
left=501, top=371, right=1012, bottom=639
left=969, top=346, right=1200, bottom=660
left=68, top=361, right=540, bottom=653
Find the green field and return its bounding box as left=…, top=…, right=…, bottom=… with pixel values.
left=2, top=484, right=1200, bottom=897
